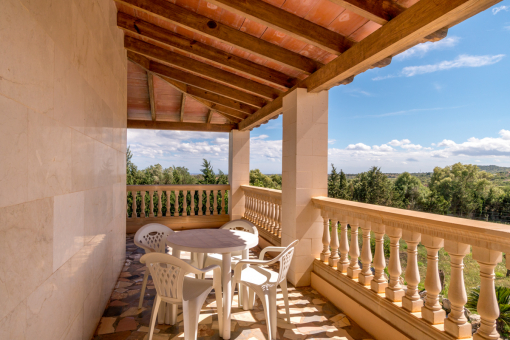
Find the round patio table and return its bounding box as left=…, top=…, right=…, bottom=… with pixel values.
left=167, top=228, right=258, bottom=339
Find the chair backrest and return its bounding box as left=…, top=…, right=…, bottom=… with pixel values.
left=221, top=220, right=258, bottom=256
left=134, top=223, right=174, bottom=254
left=273, top=240, right=298, bottom=284
left=140, top=252, right=197, bottom=303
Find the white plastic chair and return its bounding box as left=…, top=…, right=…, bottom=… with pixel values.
left=140, top=252, right=223, bottom=340
left=134, top=223, right=199, bottom=309
left=231, top=240, right=299, bottom=340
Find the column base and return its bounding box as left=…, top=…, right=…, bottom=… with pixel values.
left=328, top=258, right=339, bottom=267
left=421, top=306, right=446, bottom=325
left=358, top=273, right=373, bottom=286
left=347, top=268, right=361, bottom=279
left=338, top=263, right=349, bottom=274
left=444, top=318, right=472, bottom=339
left=473, top=332, right=500, bottom=340
left=370, top=280, right=388, bottom=293
left=319, top=254, right=330, bottom=263
left=385, top=287, right=405, bottom=302
left=402, top=296, right=423, bottom=312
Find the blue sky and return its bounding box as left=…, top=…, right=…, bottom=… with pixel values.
left=128, top=1, right=510, bottom=174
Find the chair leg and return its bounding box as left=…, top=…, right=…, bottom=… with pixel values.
left=183, top=291, right=210, bottom=340
left=148, top=295, right=161, bottom=340
left=248, top=288, right=256, bottom=310
left=280, top=279, right=290, bottom=322
left=139, top=268, right=149, bottom=309
left=261, top=291, right=274, bottom=340
left=268, top=287, right=278, bottom=339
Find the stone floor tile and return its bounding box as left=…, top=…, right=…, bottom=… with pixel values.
left=98, top=317, right=117, bottom=335
left=116, top=317, right=138, bottom=332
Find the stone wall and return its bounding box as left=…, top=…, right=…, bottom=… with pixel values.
left=0, top=0, right=127, bottom=339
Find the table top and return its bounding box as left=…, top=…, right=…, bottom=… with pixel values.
left=166, top=229, right=259, bottom=253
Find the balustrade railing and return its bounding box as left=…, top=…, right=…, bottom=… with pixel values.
left=313, top=196, right=510, bottom=340
left=241, top=185, right=282, bottom=242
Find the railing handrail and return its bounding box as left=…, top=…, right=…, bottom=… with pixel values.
left=312, top=196, right=510, bottom=252
left=127, top=184, right=230, bottom=191
left=241, top=185, right=282, bottom=201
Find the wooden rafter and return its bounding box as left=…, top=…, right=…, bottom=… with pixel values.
left=125, top=37, right=282, bottom=100
left=128, top=52, right=268, bottom=108
left=115, top=0, right=323, bottom=74
left=326, top=0, right=405, bottom=25
left=179, top=93, right=186, bottom=122
left=118, top=13, right=297, bottom=88
left=147, top=71, right=156, bottom=121
left=128, top=120, right=236, bottom=132
left=207, top=109, right=214, bottom=123
left=205, top=0, right=354, bottom=55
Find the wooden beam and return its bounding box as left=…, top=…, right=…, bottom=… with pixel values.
left=305, top=0, right=502, bottom=93
left=128, top=52, right=268, bottom=108
left=179, top=93, right=186, bottom=122
left=207, top=109, right=213, bottom=123
left=147, top=71, right=156, bottom=121
left=128, top=120, right=236, bottom=132
left=118, top=13, right=297, bottom=88
left=327, top=0, right=405, bottom=25
left=116, top=0, right=323, bottom=74
left=125, top=36, right=282, bottom=100
left=238, top=96, right=283, bottom=131
left=186, top=87, right=256, bottom=114
left=205, top=0, right=354, bottom=55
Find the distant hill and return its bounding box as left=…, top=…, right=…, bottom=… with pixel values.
left=477, top=165, right=510, bottom=173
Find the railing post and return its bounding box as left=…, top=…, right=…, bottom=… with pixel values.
left=329, top=216, right=340, bottom=267
left=141, top=191, right=146, bottom=218
left=421, top=235, right=445, bottom=324
left=221, top=190, right=226, bottom=215
left=320, top=211, right=330, bottom=263
left=206, top=190, right=211, bottom=216
left=444, top=241, right=471, bottom=338
left=213, top=190, right=218, bottom=215
left=198, top=189, right=203, bottom=216
left=182, top=190, right=188, bottom=216
left=277, top=203, right=282, bottom=237
left=338, top=216, right=350, bottom=273
left=149, top=190, right=155, bottom=217
left=472, top=247, right=502, bottom=340
left=371, top=223, right=387, bottom=293
left=166, top=191, right=171, bottom=216
left=157, top=191, right=162, bottom=217
left=402, top=230, right=422, bottom=312
left=358, top=220, right=373, bottom=286
left=190, top=190, right=195, bottom=216
left=174, top=190, right=179, bottom=216
left=385, top=226, right=404, bottom=302
left=347, top=217, right=361, bottom=279
left=131, top=191, right=137, bottom=218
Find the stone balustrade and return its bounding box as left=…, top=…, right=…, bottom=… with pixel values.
left=126, top=184, right=230, bottom=232
left=312, top=196, right=510, bottom=340
left=241, top=185, right=282, bottom=245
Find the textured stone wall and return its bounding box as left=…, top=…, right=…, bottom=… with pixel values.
left=0, top=0, right=127, bottom=339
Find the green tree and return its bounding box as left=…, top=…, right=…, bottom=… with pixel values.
left=350, top=166, right=393, bottom=205
left=393, top=172, right=428, bottom=209
left=249, top=169, right=281, bottom=189
left=199, top=159, right=217, bottom=184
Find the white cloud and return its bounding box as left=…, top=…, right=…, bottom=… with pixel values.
left=396, top=37, right=460, bottom=60
left=328, top=139, right=336, bottom=145
left=346, top=143, right=371, bottom=151
left=388, top=139, right=411, bottom=146
left=500, top=129, right=510, bottom=140
left=401, top=143, right=423, bottom=150
left=493, top=5, right=509, bottom=14
left=373, top=54, right=505, bottom=80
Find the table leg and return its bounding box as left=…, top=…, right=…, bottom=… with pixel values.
left=222, top=253, right=232, bottom=339
left=241, top=249, right=249, bottom=311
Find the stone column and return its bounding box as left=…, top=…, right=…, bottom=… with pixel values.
left=228, top=130, right=250, bottom=221
left=338, top=217, right=350, bottom=273
left=402, top=230, right=422, bottom=312
left=421, top=235, right=446, bottom=324
left=347, top=218, right=361, bottom=279
left=358, top=220, right=373, bottom=286
left=281, top=88, right=328, bottom=287
left=371, top=223, right=387, bottom=293
left=385, top=226, right=405, bottom=302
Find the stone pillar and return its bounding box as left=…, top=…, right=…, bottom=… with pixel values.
left=228, top=130, right=250, bottom=221
left=281, top=88, right=328, bottom=287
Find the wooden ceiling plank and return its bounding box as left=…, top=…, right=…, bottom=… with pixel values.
left=115, top=0, right=323, bottom=74
left=186, top=87, right=257, bottom=114
left=118, top=13, right=297, bottom=88
left=147, top=71, right=156, bottom=121
left=327, top=0, right=405, bottom=25
left=125, top=36, right=282, bottom=100
left=179, top=93, right=186, bottom=122
left=128, top=120, right=237, bottom=132
left=128, top=52, right=269, bottom=108
left=206, top=0, right=354, bottom=55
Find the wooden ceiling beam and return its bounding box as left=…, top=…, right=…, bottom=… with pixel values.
left=125, top=36, right=282, bottom=100
left=128, top=52, right=269, bottom=108
left=118, top=13, right=297, bottom=88
left=128, top=120, right=237, bottom=132
left=115, top=0, right=323, bottom=74
left=147, top=71, right=156, bottom=121
left=327, top=0, right=405, bottom=25
left=207, top=109, right=214, bottom=123
left=179, top=93, right=186, bottom=122
left=205, top=0, right=354, bottom=55
left=186, top=87, right=256, bottom=115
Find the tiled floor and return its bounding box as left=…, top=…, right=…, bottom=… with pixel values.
left=91, top=234, right=374, bottom=340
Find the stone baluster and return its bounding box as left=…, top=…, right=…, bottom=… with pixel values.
left=182, top=190, right=188, bottom=216
left=221, top=190, right=226, bottom=215
left=141, top=191, right=146, bottom=218
left=329, top=216, right=340, bottom=267
left=253, top=196, right=258, bottom=224
left=131, top=191, right=137, bottom=218
left=198, top=190, right=203, bottom=216
left=444, top=241, right=471, bottom=338
left=421, top=235, right=445, bottom=324
left=320, top=211, right=331, bottom=263
left=157, top=191, right=162, bottom=217
left=338, top=216, right=350, bottom=273
left=269, top=198, right=276, bottom=233
left=472, top=247, right=502, bottom=340
left=127, top=191, right=130, bottom=218
left=261, top=198, right=268, bottom=230
left=213, top=190, right=218, bottom=215
left=245, top=195, right=251, bottom=220
left=206, top=190, right=211, bottom=216
left=347, top=218, right=361, bottom=279
left=402, top=230, right=422, bottom=312
left=149, top=190, right=155, bottom=217
left=190, top=190, right=196, bottom=216
left=174, top=190, right=179, bottom=216
left=371, top=223, right=387, bottom=293
left=358, top=220, right=373, bottom=286
left=277, top=203, right=282, bottom=237
left=385, top=226, right=405, bottom=302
